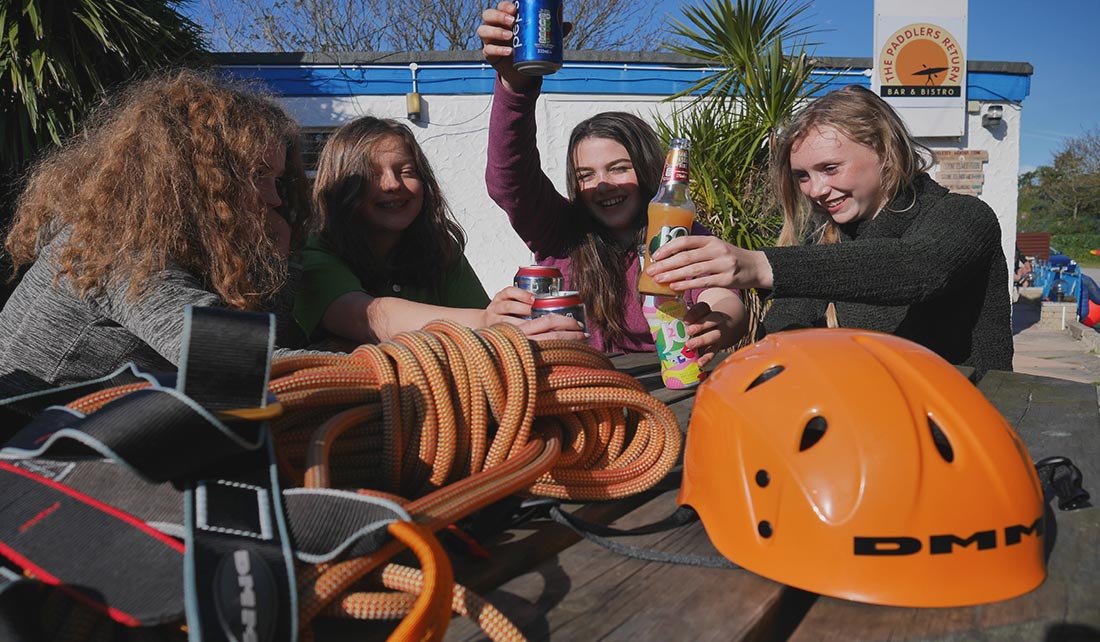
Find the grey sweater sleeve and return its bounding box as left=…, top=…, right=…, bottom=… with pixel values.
left=94, top=259, right=307, bottom=365
left=93, top=266, right=222, bottom=365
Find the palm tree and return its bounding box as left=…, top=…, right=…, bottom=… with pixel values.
left=0, top=0, right=206, bottom=303
left=654, top=0, right=826, bottom=344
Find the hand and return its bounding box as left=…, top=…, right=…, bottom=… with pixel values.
left=516, top=313, right=587, bottom=343
left=264, top=209, right=292, bottom=261
left=477, top=2, right=533, bottom=93
left=647, top=236, right=774, bottom=291
left=681, top=301, right=738, bottom=368
left=483, top=286, right=535, bottom=325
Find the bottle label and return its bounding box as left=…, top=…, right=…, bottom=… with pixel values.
left=661, top=148, right=689, bottom=183
left=647, top=225, right=689, bottom=258
left=641, top=295, right=704, bottom=389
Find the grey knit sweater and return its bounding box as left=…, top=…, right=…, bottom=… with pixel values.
left=761, top=173, right=1013, bottom=373
left=0, top=233, right=306, bottom=398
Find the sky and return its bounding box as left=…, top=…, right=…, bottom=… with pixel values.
left=183, top=0, right=1096, bottom=174
left=654, top=0, right=1099, bottom=173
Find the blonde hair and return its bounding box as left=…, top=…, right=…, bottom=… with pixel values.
left=771, top=85, right=932, bottom=248
left=770, top=85, right=933, bottom=327
left=5, top=69, right=311, bottom=309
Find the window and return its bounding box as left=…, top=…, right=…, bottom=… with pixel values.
left=300, top=128, right=335, bottom=175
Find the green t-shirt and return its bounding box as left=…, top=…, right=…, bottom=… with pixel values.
left=294, top=240, right=491, bottom=339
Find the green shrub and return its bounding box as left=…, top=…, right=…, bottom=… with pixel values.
left=1052, top=234, right=1100, bottom=267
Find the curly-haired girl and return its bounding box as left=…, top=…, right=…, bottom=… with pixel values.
left=0, top=70, right=313, bottom=396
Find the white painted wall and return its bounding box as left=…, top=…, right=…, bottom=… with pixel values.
left=927, top=101, right=1021, bottom=289
left=278, top=92, right=1022, bottom=296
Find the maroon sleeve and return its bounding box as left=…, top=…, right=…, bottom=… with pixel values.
left=485, top=76, right=583, bottom=259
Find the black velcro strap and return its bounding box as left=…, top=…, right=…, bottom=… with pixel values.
left=180, top=307, right=296, bottom=642
left=179, top=306, right=274, bottom=412
left=0, top=462, right=184, bottom=626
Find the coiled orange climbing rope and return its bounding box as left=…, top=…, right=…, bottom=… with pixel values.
left=64, top=320, right=683, bottom=641
left=273, top=320, right=683, bottom=640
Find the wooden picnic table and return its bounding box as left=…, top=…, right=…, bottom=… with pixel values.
left=443, top=354, right=1100, bottom=642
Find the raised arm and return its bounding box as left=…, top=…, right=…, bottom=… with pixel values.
left=480, top=3, right=577, bottom=257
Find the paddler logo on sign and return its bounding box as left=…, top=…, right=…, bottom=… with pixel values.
left=879, top=22, right=963, bottom=98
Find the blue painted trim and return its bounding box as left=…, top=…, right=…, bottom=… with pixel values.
left=219, top=62, right=1030, bottom=102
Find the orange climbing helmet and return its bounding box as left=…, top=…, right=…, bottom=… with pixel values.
left=679, top=329, right=1046, bottom=607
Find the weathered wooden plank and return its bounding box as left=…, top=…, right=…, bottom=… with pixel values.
left=444, top=376, right=791, bottom=642
left=785, top=372, right=1100, bottom=642
left=444, top=487, right=789, bottom=642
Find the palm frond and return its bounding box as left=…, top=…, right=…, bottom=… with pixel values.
left=655, top=0, right=824, bottom=345
left=0, top=0, right=208, bottom=192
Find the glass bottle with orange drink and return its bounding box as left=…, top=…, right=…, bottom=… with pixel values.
left=637, top=138, right=695, bottom=296
left=638, top=138, right=704, bottom=389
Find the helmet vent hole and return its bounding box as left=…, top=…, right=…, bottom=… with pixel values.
left=928, top=418, right=955, bottom=462
left=799, top=416, right=828, bottom=452
left=758, top=521, right=773, bottom=538
left=746, top=365, right=785, bottom=391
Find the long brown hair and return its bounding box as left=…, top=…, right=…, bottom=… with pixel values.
left=564, top=112, right=665, bottom=347
left=772, top=85, right=932, bottom=248
left=5, top=69, right=311, bottom=309
left=313, top=116, right=466, bottom=296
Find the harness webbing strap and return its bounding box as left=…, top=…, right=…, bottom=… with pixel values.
left=0, top=462, right=185, bottom=626
left=177, top=306, right=297, bottom=642
left=0, top=366, right=148, bottom=429
left=547, top=503, right=737, bottom=569
left=3, top=387, right=263, bottom=483
left=178, top=306, right=275, bottom=413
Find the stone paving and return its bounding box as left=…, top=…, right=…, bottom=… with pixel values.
left=1012, top=298, right=1100, bottom=386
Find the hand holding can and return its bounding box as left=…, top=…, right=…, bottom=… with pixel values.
left=514, top=265, right=563, bottom=295
left=511, top=0, right=563, bottom=76
left=531, top=291, right=586, bottom=329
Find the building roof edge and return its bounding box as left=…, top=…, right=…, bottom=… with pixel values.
left=209, top=51, right=1033, bottom=75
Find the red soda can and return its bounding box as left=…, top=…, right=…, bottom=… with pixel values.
left=514, top=265, right=563, bottom=295
left=531, top=291, right=586, bottom=329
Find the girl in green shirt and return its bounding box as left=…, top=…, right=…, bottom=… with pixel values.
left=296, top=116, right=582, bottom=346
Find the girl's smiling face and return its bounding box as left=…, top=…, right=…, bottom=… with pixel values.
left=573, top=137, right=643, bottom=237
left=361, top=134, right=424, bottom=248
left=790, top=125, right=887, bottom=225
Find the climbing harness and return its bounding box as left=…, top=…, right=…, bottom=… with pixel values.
left=0, top=307, right=683, bottom=641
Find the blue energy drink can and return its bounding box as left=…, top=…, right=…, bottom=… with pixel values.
left=512, top=0, right=563, bottom=76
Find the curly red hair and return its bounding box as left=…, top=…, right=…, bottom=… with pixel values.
left=5, top=69, right=312, bottom=309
